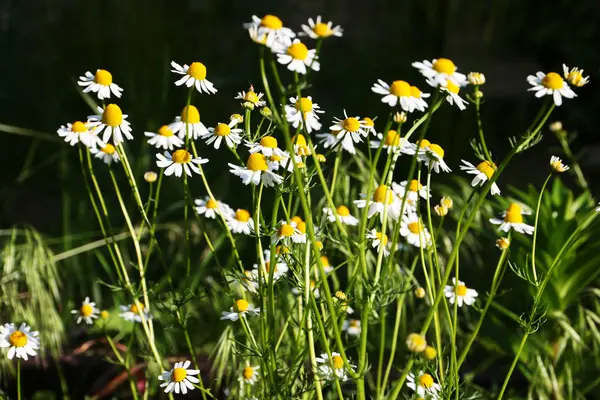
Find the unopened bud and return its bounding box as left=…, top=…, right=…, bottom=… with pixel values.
left=434, top=205, right=448, bottom=217
left=468, top=72, right=486, bottom=86
left=549, top=121, right=563, bottom=133
left=393, top=111, right=407, bottom=124
left=144, top=171, right=158, bottom=183
left=260, top=107, right=272, bottom=119
left=230, top=113, right=244, bottom=124
left=414, top=287, right=426, bottom=299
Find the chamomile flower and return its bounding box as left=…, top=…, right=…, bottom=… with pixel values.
left=527, top=71, right=576, bottom=106
left=412, top=57, right=468, bottom=87
left=246, top=136, right=287, bottom=158
left=253, top=250, right=289, bottom=281
left=90, top=143, right=120, bottom=164
left=370, top=129, right=413, bottom=154
left=158, top=360, right=201, bottom=395
left=406, top=333, right=427, bottom=353
left=204, top=121, right=243, bottom=149
left=550, top=156, right=569, bottom=173
left=170, top=61, right=217, bottom=94
left=144, top=125, right=184, bottom=150
left=220, top=299, right=260, bottom=321
left=371, top=79, right=418, bottom=111
left=354, top=184, right=402, bottom=222
left=156, top=150, right=208, bottom=178
left=235, top=89, right=267, bottom=109
left=284, top=96, right=323, bottom=133
left=407, top=371, right=441, bottom=397
left=300, top=16, right=343, bottom=39
left=419, top=143, right=452, bottom=173
left=400, top=214, right=431, bottom=248
left=460, top=160, right=501, bottom=195
left=194, top=197, right=234, bottom=219
left=562, top=64, right=589, bottom=87
left=71, top=297, right=100, bottom=325
left=119, top=302, right=152, bottom=323
left=87, top=104, right=133, bottom=145
left=57, top=121, right=104, bottom=149
left=330, top=111, right=369, bottom=139
left=78, top=69, right=123, bottom=100
left=366, top=229, right=390, bottom=257
left=444, top=278, right=478, bottom=307
left=496, top=237, right=511, bottom=250
left=392, top=180, right=430, bottom=203
left=342, top=319, right=361, bottom=337
left=319, top=255, right=335, bottom=274
left=429, top=79, right=468, bottom=110
left=229, top=153, right=283, bottom=187
left=410, top=86, right=431, bottom=112
left=323, top=205, right=359, bottom=226
left=239, top=363, right=260, bottom=387
left=316, top=129, right=362, bottom=154
left=362, top=117, right=377, bottom=136
left=243, top=15, right=296, bottom=47
left=468, top=72, right=486, bottom=86
left=272, top=221, right=306, bottom=244
left=275, top=38, right=319, bottom=74
left=227, top=209, right=254, bottom=235
left=0, top=323, right=39, bottom=360
left=291, top=133, right=314, bottom=157
left=168, top=105, right=209, bottom=140
left=490, top=203, right=534, bottom=235
left=315, top=352, right=355, bottom=381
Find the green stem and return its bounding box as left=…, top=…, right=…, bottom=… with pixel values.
left=17, top=358, right=21, bottom=400
left=475, top=94, right=492, bottom=162
left=531, top=173, right=553, bottom=283
left=497, top=332, right=529, bottom=400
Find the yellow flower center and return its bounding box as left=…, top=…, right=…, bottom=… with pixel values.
left=441, top=197, right=453, bottom=209
left=297, top=221, right=306, bottom=233
left=389, top=80, right=411, bottom=97
left=315, top=240, right=323, bottom=250
left=245, top=91, right=259, bottom=104
left=80, top=304, right=94, bottom=317
left=287, top=42, right=309, bottom=61
left=332, top=355, right=344, bottom=369
left=350, top=319, right=359, bottom=328
left=71, top=121, right=87, bottom=133
left=235, top=209, right=251, bottom=222
left=424, top=346, right=437, bottom=360
left=446, top=81, right=460, bottom=94
left=172, top=149, right=191, bottom=164
left=279, top=224, right=295, bottom=237
left=336, top=205, right=351, bottom=216
left=313, top=22, right=332, bottom=37
left=428, top=144, right=445, bottom=158
left=505, top=203, right=523, bottom=223
left=270, top=155, right=282, bottom=162
left=419, top=373, right=434, bottom=388
left=476, top=161, right=496, bottom=178
left=206, top=199, right=218, bottom=209
left=456, top=284, right=468, bottom=296
left=95, top=69, right=113, bottom=85
left=407, top=333, right=426, bottom=351
left=566, top=71, right=584, bottom=86
left=172, top=367, right=187, bottom=382
left=293, top=134, right=307, bottom=147
left=101, top=310, right=110, bottom=319
left=410, top=86, right=422, bottom=98
left=335, top=291, right=347, bottom=301
left=246, top=153, right=268, bottom=172
left=433, top=58, right=456, bottom=74
left=187, top=62, right=207, bottom=80
left=291, top=216, right=303, bottom=225
left=102, top=104, right=123, bottom=127
left=408, top=221, right=422, bottom=234
left=181, top=105, right=200, bottom=124
left=235, top=299, right=249, bottom=312
left=320, top=255, right=330, bottom=267
left=363, top=117, right=374, bottom=128
left=384, top=130, right=401, bottom=146
left=9, top=331, right=27, bottom=347
left=542, top=72, right=563, bottom=90
left=373, top=184, right=394, bottom=204
left=375, top=232, right=388, bottom=246
left=261, top=14, right=283, bottom=29
left=243, top=367, right=255, bottom=380
left=408, top=180, right=422, bottom=192
left=158, top=125, right=175, bottom=137
left=418, top=139, right=431, bottom=149
left=102, top=144, right=116, bottom=154
left=260, top=136, right=278, bottom=148
left=130, top=302, right=144, bottom=314
left=295, top=97, right=313, bottom=113
left=215, top=123, right=231, bottom=136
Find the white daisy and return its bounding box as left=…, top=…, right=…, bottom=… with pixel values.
left=410, top=86, right=431, bottom=112
left=272, top=221, right=306, bottom=244
left=366, top=229, right=390, bottom=257
left=144, top=125, right=184, bottom=150
left=119, top=302, right=152, bottom=323
left=527, top=71, right=576, bottom=106
left=392, top=180, right=430, bottom=203
left=156, top=150, right=208, bottom=178
left=87, top=104, right=133, bottom=145
left=239, top=363, right=260, bottom=388
left=342, top=319, right=361, bottom=337
left=220, top=299, right=260, bottom=321
left=246, top=135, right=287, bottom=158
left=428, top=78, right=468, bottom=110
left=323, top=205, right=359, bottom=226
left=550, top=155, right=569, bottom=173
left=406, top=371, right=441, bottom=398
left=300, top=16, right=343, bottom=39
left=330, top=110, right=369, bottom=140
left=243, top=15, right=296, bottom=48
left=227, top=209, right=254, bottom=235
left=354, top=184, right=402, bottom=222
left=235, top=89, right=266, bottom=109
left=170, top=61, right=217, bottom=94
left=315, top=352, right=355, bottom=381
left=316, top=129, right=362, bottom=154
left=400, top=214, right=432, bottom=248
left=370, top=129, right=413, bottom=154
left=194, top=196, right=234, bottom=219
left=229, top=153, right=283, bottom=187
left=460, top=160, right=501, bottom=195
left=362, top=117, right=377, bottom=136
left=253, top=250, right=289, bottom=281
left=71, top=297, right=100, bottom=325
left=489, top=203, right=534, bottom=234
left=168, top=105, right=209, bottom=140
left=562, top=64, right=590, bottom=87
left=158, top=360, right=201, bottom=395
left=0, top=323, right=39, bottom=360
left=57, top=121, right=104, bottom=149
left=371, top=79, right=418, bottom=111
left=284, top=96, right=323, bottom=133
left=78, top=69, right=123, bottom=100
left=412, top=57, right=468, bottom=87
left=419, top=143, right=452, bottom=173
left=204, top=121, right=243, bottom=150
left=275, top=38, right=319, bottom=75
left=444, top=278, right=478, bottom=307
left=90, top=143, right=120, bottom=165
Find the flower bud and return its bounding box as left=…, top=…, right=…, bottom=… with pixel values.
left=393, top=111, right=407, bottom=124
left=468, top=72, right=486, bottom=85
left=144, top=171, right=158, bottom=183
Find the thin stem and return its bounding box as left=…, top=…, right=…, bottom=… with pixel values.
left=497, top=332, right=529, bottom=400
left=531, top=173, right=553, bottom=282
left=475, top=93, right=492, bottom=162
left=17, top=358, right=21, bottom=400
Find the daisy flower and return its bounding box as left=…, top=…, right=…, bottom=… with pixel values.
left=412, top=57, right=468, bottom=87
left=371, top=79, right=417, bottom=111
left=496, top=237, right=510, bottom=250
left=78, top=69, right=123, bottom=100
left=323, top=205, right=359, bottom=226
left=87, top=104, right=133, bottom=145
left=204, top=121, right=243, bottom=149
left=527, top=71, right=576, bottom=106
left=144, top=125, right=184, bottom=150
left=410, top=85, right=431, bottom=112
left=407, top=371, right=441, bottom=397
left=0, top=323, right=39, bottom=360
left=419, top=143, right=452, bottom=173
left=362, top=117, right=377, bottom=136
left=90, top=143, right=120, bottom=164
left=243, top=15, right=295, bottom=48
left=460, top=160, right=501, bottom=195
left=406, top=333, right=427, bottom=353
left=220, top=299, right=260, bottom=321
left=272, top=221, right=306, bottom=244
left=444, top=278, right=478, bottom=307
left=468, top=72, right=486, bottom=85
left=57, top=121, right=104, bottom=149
left=120, top=302, right=151, bottom=323
left=354, top=184, right=402, bottom=222
left=168, top=105, right=209, bottom=140
left=370, top=129, right=413, bottom=155
left=330, top=110, right=369, bottom=140
left=246, top=135, right=286, bottom=158
left=429, top=79, right=468, bottom=110
left=235, top=88, right=266, bottom=109
left=490, top=203, right=534, bottom=234
left=316, top=129, right=362, bottom=155
left=156, top=149, right=208, bottom=178
left=239, top=363, right=260, bottom=387
left=158, top=360, right=200, bottom=395
left=71, top=297, right=100, bottom=325
left=300, top=16, right=343, bottom=39
left=275, top=38, right=319, bottom=75
left=392, top=180, right=430, bottom=203
left=366, top=229, right=390, bottom=257
left=253, top=250, right=289, bottom=281
left=284, top=96, right=323, bottom=133
left=229, top=153, right=283, bottom=187
left=315, top=352, right=355, bottom=381
left=194, top=197, right=234, bottom=219
left=400, top=214, right=431, bottom=248
left=227, top=209, right=254, bottom=235
left=319, top=255, right=335, bottom=274
left=550, top=155, right=569, bottom=173
left=342, top=319, right=361, bottom=337
left=562, top=64, right=590, bottom=87
left=170, top=61, right=217, bottom=94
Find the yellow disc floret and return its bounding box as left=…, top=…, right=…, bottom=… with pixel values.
left=446, top=81, right=460, bottom=94
left=245, top=91, right=259, bottom=104
left=235, top=209, right=251, bottom=222
left=158, top=125, right=174, bottom=137
left=172, top=367, right=187, bottom=382
left=504, top=203, right=523, bottom=223
left=9, top=331, right=27, bottom=347
left=336, top=205, right=351, bottom=216
left=373, top=184, right=394, bottom=204
left=332, top=355, right=344, bottom=369
left=130, top=302, right=145, bottom=314
left=95, top=69, right=113, bottom=85
left=295, top=97, right=313, bottom=113
left=408, top=221, right=422, bottom=234
left=246, top=153, right=268, bottom=171
left=408, top=180, right=422, bottom=192
left=102, top=144, right=116, bottom=154
left=342, top=117, right=360, bottom=132
left=456, top=284, right=468, bottom=296
left=542, top=72, right=563, bottom=90
left=389, top=80, right=411, bottom=97
left=287, top=42, right=309, bottom=60
left=279, top=224, right=295, bottom=237
left=71, top=121, right=88, bottom=133
left=313, top=23, right=332, bottom=37
left=260, top=136, right=278, bottom=148
left=476, top=161, right=496, bottom=179
left=172, top=149, right=192, bottom=164
left=375, top=232, right=388, bottom=246
left=181, top=105, right=200, bottom=124
left=384, top=130, right=401, bottom=146
left=410, top=86, right=422, bottom=98
left=243, top=367, right=254, bottom=380
left=80, top=304, right=94, bottom=317
left=433, top=58, right=456, bottom=74
left=428, top=144, right=445, bottom=158
left=187, top=62, right=207, bottom=80
left=206, top=199, right=218, bottom=209
left=102, top=104, right=123, bottom=127
left=419, top=373, right=434, bottom=388
left=215, top=123, right=231, bottom=136
left=235, top=299, right=249, bottom=312
left=261, top=15, right=283, bottom=29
